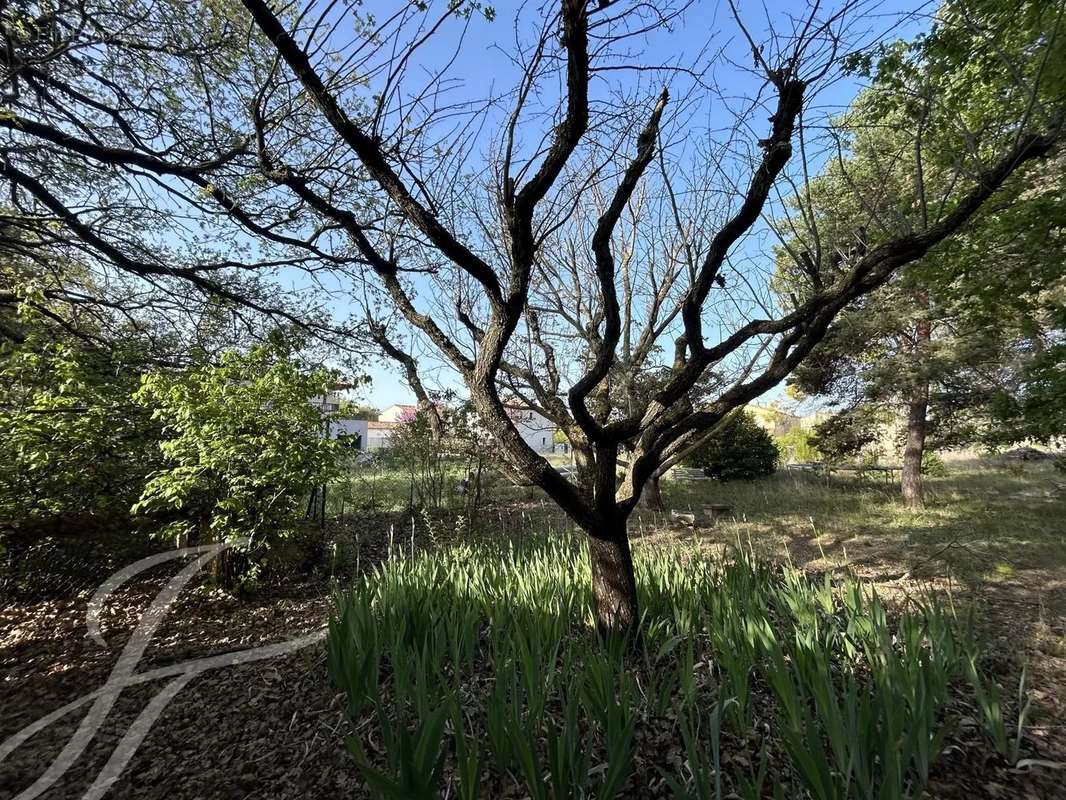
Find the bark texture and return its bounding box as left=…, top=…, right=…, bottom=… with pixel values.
left=587, top=525, right=640, bottom=637
left=901, top=392, right=928, bottom=508
left=641, top=475, right=664, bottom=511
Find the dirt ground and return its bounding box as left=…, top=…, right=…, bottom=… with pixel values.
left=0, top=579, right=357, bottom=799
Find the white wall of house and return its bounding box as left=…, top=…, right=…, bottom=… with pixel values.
left=507, top=407, right=556, bottom=454
left=327, top=418, right=368, bottom=446
left=366, top=422, right=398, bottom=450
left=379, top=404, right=418, bottom=422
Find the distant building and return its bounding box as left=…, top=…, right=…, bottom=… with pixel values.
left=746, top=403, right=829, bottom=437
left=322, top=398, right=561, bottom=455
left=366, top=420, right=400, bottom=450
left=379, top=403, right=420, bottom=422
left=328, top=417, right=366, bottom=446
left=309, top=387, right=347, bottom=415
left=505, top=404, right=557, bottom=454
left=320, top=417, right=400, bottom=451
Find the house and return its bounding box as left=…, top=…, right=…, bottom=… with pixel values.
left=328, top=417, right=366, bottom=447
left=309, top=387, right=348, bottom=414
left=379, top=403, right=420, bottom=422
left=320, top=417, right=399, bottom=451
left=311, top=383, right=382, bottom=449
left=322, top=398, right=560, bottom=455
left=505, top=404, right=557, bottom=455
left=366, top=420, right=400, bottom=450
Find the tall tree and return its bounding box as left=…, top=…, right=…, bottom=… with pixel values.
left=2, top=0, right=1062, bottom=632
left=775, top=0, right=1065, bottom=506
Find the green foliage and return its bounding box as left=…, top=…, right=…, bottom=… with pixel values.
left=390, top=409, right=450, bottom=511
left=387, top=401, right=497, bottom=517
left=686, top=412, right=778, bottom=481
left=340, top=402, right=379, bottom=421
left=775, top=426, right=820, bottom=464
left=986, top=342, right=1066, bottom=446
left=132, top=343, right=339, bottom=564
left=920, top=451, right=948, bottom=477
left=0, top=333, right=158, bottom=522
left=964, top=658, right=1033, bottom=766
left=777, top=0, right=1066, bottom=451
left=810, top=407, right=887, bottom=464
left=329, top=535, right=1005, bottom=799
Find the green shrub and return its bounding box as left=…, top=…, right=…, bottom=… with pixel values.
left=0, top=334, right=159, bottom=522
left=775, top=426, right=820, bottom=464
left=686, top=411, right=778, bottom=481
left=328, top=535, right=1003, bottom=800
left=921, top=451, right=948, bottom=477
left=133, top=343, right=339, bottom=586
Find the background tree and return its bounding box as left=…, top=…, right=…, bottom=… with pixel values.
left=775, top=425, right=821, bottom=464
left=686, top=411, right=779, bottom=482
left=341, top=402, right=380, bottom=421
left=390, top=408, right=451, bottom=512
left=809, top=405, right=891, bottom=464
left=2, top=0, right=1062, bottom=633
left=775, top=0, right=1065, bottom=507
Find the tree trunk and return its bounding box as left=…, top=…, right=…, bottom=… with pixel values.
left=641, top=474, right=664, bottom=511
left=902, top=298, right=931, bottom=509
left=587, top=521, right=640, bottom=638
left=901, top=390, right=928, bottom=508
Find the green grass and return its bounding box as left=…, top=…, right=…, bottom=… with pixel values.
left=328, top=533, right=1014, bottom=799
left=651, top=462, right=1066, bottom=596
left=327, top=454, right=532, bottom=515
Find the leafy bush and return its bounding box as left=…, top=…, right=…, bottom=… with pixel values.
left=810, top=406, right=887, bottom=463
left=133, top=343, right=339, bottom=583
left=389, top=401, right=498, bottom=516
left=775, top=426, right=820, bottom=464
left=921, top=451, right=948, bottom=477
left=0, top=335, right=158, bottom=523
left=686, top=411, right=778, bottom=481
left=329, top=535, right=1007, bottom=800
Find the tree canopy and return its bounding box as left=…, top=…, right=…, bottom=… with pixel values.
left=772, top=0, right=1065, bottom=504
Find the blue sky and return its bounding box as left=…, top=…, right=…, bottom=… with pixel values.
left=322, top=0, right=936, bottom=409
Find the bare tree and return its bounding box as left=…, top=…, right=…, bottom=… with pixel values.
left=1, top=0, right=1061, bottom=633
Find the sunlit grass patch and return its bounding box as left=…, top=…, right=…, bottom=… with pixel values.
left=654, top=466, right=1066, bottom=589
left=328, top=534, right=1016, bottom=799
left=992, top=562, right=1016, bottom=578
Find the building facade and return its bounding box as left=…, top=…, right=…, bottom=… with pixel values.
left=320, top=399, right=559, bottom=455
left=506, top=405, right=557, bottom=454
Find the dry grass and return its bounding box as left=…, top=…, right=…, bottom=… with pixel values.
left=643, top=462, right=1066, bottom=603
